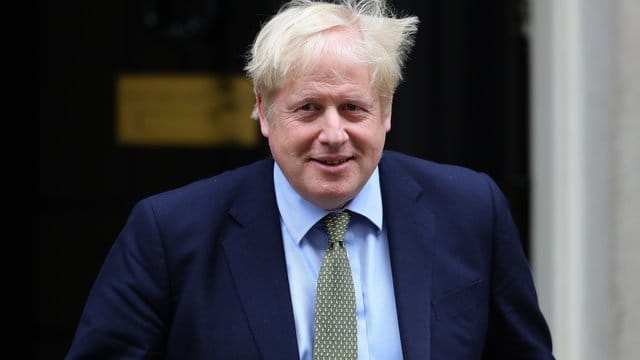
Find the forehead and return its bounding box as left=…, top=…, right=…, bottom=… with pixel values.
left=280, top=57, right=375, bottom=102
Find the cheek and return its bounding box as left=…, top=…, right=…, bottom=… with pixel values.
left=288, top=122, right=318, bottom=142
left=270, top=124, right=313, bottom=156
left=350, top=123, right=388, bottom=150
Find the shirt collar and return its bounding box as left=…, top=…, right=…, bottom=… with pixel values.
left=273, top=162, right=384, bottom=245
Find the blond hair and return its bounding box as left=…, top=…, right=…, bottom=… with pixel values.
left=245, top=0, right=419, bottom=118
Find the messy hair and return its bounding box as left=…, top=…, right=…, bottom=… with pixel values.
left=245, top=0, right=419, bottom=118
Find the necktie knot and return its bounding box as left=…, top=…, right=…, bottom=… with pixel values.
left=323, top=211, right=350, bottom=246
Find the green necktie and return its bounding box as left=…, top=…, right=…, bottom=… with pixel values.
left=313, top=211, right=357, bottom=360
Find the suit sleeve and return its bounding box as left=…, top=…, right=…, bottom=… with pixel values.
left=482, top=175, right=555, bottom=359
left=65, top=199, right=170, bottom=359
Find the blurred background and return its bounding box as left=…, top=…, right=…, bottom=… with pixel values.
left=34, top=0, right=638, bottom=359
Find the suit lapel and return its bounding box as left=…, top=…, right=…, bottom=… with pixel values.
left=380, top=154, right=436, bottom=360
left=222, top=160, right=299, bottom=360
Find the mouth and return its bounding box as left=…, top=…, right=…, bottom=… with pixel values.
left=311, top=156, right=354, bottom=167
left=318, top=158, right=350, bottom=165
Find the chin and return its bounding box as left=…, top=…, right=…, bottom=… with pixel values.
left=311, top=191, right=356, bottom=210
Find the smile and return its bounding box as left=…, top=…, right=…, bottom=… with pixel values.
left=311, top=156, right=354, bottom=168
left=321, top=159, right=349, bottom=165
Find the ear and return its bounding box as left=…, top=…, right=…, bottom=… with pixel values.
left=383, top=96, right=392, bottom=132
left=256, top=93, right=269, bottom=137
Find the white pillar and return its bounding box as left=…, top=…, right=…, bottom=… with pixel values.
left=613, top=1, right=640, bottom=358
left=531, top=0, right=640, bottom=359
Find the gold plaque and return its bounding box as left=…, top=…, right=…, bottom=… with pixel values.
left=116, top=73, right=258, bottom=146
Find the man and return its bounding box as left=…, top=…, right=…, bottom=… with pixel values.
left=66, top=0, right=554, bottom=359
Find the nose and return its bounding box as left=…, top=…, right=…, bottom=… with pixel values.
left=318, top=108, right=348, bottom=146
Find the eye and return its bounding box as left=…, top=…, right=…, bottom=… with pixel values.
left=344, top=103, right=362, bottom=112
left=299, top=103, right=317, bottom=112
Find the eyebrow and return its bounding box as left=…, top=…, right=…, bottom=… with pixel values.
left=290, top=90, right=374, bottom=103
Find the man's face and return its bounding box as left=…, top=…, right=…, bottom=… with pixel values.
left=258, top=48, right=391, bottom=210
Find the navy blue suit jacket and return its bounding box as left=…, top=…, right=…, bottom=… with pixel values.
left=66, top=151, right=553, bottom=359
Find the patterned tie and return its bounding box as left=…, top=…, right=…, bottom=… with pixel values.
left=313, top=211, right=357, bottom=360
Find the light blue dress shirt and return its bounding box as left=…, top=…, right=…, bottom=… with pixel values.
left=273, top=163, right=403, bottom=360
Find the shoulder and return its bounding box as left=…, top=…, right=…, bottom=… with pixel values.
left=380, top=150, right=506, bottom=214
left=380, top=150, right=493, bottom=191
left=135, top=157, right=274, bottom=221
